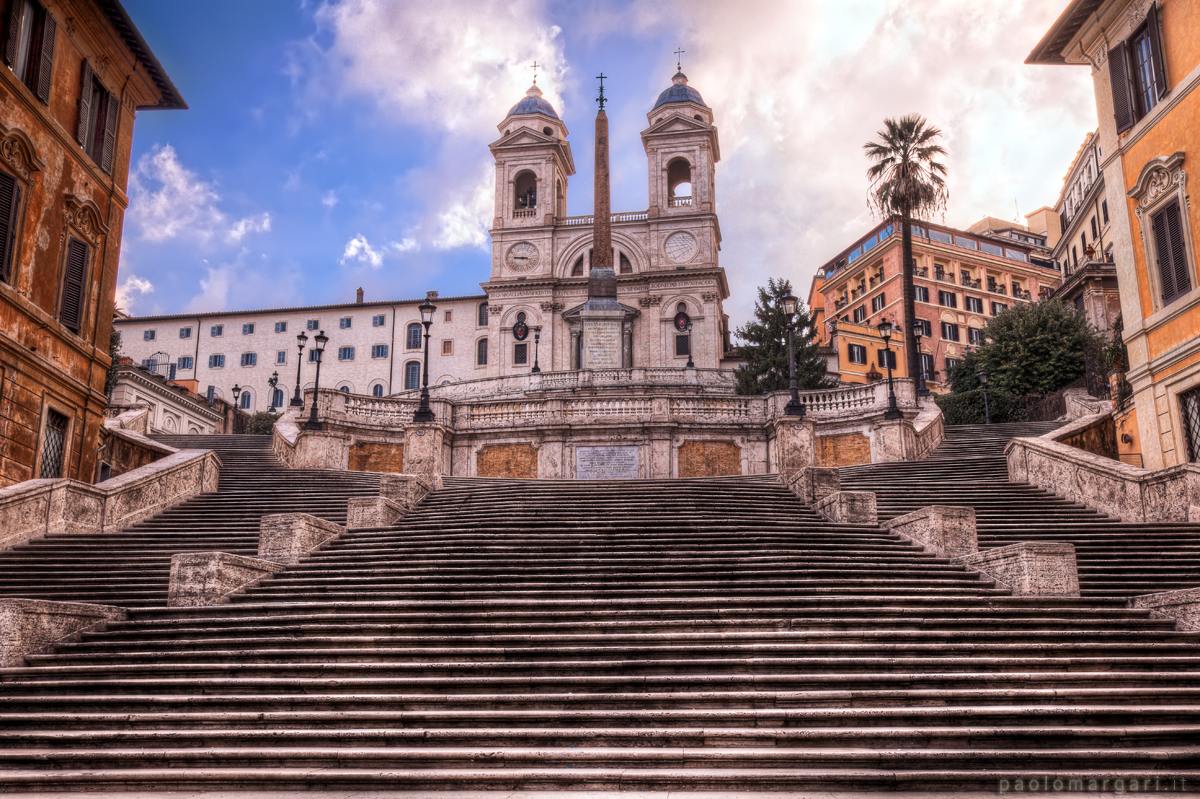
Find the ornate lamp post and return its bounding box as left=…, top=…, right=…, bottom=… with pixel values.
left=412, top=297, right=437, bottom=423
left=267, top=371, right=279, bottom=412
left=979, top=369, right=991, bottom=425
left=304, top=330, right=328, bottom=431
left=290, top=331, right=308, bottom=407
left=876, top=319, right=903, bottom=420
left=531, top=326, right=543, bottom=374
left=912, top=319, right=929, bottom=398
left=684, top=318, right=695, bottom=368
left=781, top=291, right=805, bottom=417
left=231, top=384, right=242, bottom=434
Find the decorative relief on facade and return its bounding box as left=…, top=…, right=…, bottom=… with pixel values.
left=0, top=124, right=45, bottom=182
left=63, top=195, right=108, bottom=245
left=638, top=295, right=663, bottom=307
left=540, top=301, right=564, bottom=313
left=664, top=231, right=698, bottom=263
left=488, top=304, right=504, bottom=316
left=505, top=241, right=540, bottom=272
left=1129, top=153, right=1187, bottom=220
left=701, top=292, right=719, bottom=302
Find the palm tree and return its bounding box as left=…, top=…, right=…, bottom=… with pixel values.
left=864, top=115, right=948, bottom=393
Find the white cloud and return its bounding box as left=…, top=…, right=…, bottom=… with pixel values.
left=431, top=168, right=493, bottom=250
left=340, top=233, right=383, bottom=268
left=321, top=190, right=339, bottom=208
left=184, top=253, right=302, bottom=314
left=114, top=275, right=154, bottom=314
left=390, top=238, right=419, bottom=254
left=228, top=213, right=272, bottom=242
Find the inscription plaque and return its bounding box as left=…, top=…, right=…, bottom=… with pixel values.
left=576, top=445, right=639, bottom=480
left=582, top=318, right=622, bottom=369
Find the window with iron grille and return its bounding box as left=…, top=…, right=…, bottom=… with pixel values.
left=371, top=344, right=388, bottom=358
left=514, top=342, right=529, bottom=365
left=941, top=322, right=960, bottom=341
left=38, top=408, right=68, bottom=479
left=478, top=302, right=488, bottom=326
left=404, top=361, right=420, bottom=390
left=240, top=352, right=256, bottom=367
left=1182, top=386, right=1200, bottom=462
left=848, top=344, right=867, bottom=364
left=406, top=323, right=422, bottom=350
left=338, top=346, right=354, bottom=361
left=476, top=338, right=488, bottom=366
left=675, top=335, right=690, bottom=357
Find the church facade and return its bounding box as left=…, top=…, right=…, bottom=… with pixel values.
left=114, top=72, right=741, bottom=413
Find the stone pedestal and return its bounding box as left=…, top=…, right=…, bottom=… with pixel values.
left=168, top=552, right=286, bottom=607
left=258, top=513, right=345, bottom=564
left=955, top=543, right=1080, bottom=597
left=773, top=418, right=816, bottom=476
left=403, top=423, right=446, bottom=491
left=1129, top=587, right=1200, bottom=631
left=379, top=474, right=432, bottom=509
left=579, top=303, right=625, bottom=370
left=347, top=496, right=407, bottom=529
left=871, top=417, right=914, bottom=462
left=813, top=491, right=877, bottom=524
left=0, top=598, right=125, bottom=667
left=884, top=505, right=978, bottom=559
left=782, top=467, right=840, bottom=504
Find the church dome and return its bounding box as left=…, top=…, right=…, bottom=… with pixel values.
left=652, top=71, right=708, bottom=110
left=507, top=84, right=559, bottom=119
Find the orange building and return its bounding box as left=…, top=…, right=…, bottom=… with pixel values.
left=1030, top=0, right=1200, bottom=468
left=817, top=218, right=1060, bottom=390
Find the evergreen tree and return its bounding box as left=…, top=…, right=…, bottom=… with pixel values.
left=947, top=298, right=1102, bottom=397
left=104, top=329, right=122, bottom=400
left=734, top=277, right=830, bottom=395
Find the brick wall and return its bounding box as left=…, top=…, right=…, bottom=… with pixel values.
left=348, top=442, right=405, bottom=473
left=678, top=440, right=741, bottom=478
left=817, top=433, right=872, bottom=467
left=477, top=444, right=537, bottom=478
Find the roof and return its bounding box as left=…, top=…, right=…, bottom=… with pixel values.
left=507, top=84, right=559, bottom=120
left=1026, top=0, right=1105, bottom=65
left=652, top=71, right=708, bottom=110
left=114, top=293, right=490, bottom=324
left=94, top=0, right=187, bottom=109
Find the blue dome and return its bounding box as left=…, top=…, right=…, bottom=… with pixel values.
left=507, top=84, right=559, bottom=119
left=652, top=71, right=707, bottom=110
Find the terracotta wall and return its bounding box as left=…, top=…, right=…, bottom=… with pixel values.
left=677, top=440, right=741, bottom=478
left=816, top=433, right=872, bottom=467
left=477, top=443, right=538, bottom=478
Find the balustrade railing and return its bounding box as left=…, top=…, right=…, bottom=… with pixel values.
left=669, top=196, right=693, bottom=207
left=558, top=211, right=649, bottom=227
left=512, top=207, right=537, bottom=218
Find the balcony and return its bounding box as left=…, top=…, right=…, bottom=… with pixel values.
left=669, top=196, right=693, bottom=207
left=913, top=266, right=928, bottom=277
left=934, top=272, right=955, bottom=284
left=1013, top=288, right=1031, bottom=300
left=988, top=283, right=1007, bottom=295
left=512, top=207, right=537, bottom=218
left=834, top=298, right=847, bottom=310
left=961, top=277, right=981, bottom=289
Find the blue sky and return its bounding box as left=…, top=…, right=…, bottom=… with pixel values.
left=117, top=0, right=1097, bottom=329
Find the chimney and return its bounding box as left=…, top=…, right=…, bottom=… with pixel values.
left=356, top=287, right=364, bottom=304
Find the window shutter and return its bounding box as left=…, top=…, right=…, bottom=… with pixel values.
left=1164, top=201, right=1191, bottom=298
left=34, top=11, right=54, bottom=105
left=75, top=60, right=92, bottom=146
left=3, top=0, right=21, bottom=67
left=1146, top=2, right=1168, bottom=100
left=1152, top=204, right=1179, bottom=303
left=1109, top=40, right=1135, bottom=134
left=100, top=90, right=118, bottom=174
left=59, top=235, right=88, bottom=332
left=0, top=171, right=19, bottom=283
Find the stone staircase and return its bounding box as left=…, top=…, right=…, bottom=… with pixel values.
left=2, top=471, right=1200, bottom=790
left=0, top=435, right=380, bottom=608
left=840, top=421, right=1200, bottom=599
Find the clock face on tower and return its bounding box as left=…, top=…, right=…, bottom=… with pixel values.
left=505, top=242, right=540, bottom=273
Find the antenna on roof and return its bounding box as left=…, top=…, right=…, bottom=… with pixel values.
left=1014, top=199, right=1021, bottom=222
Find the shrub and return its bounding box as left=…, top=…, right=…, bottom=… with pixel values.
left=244, top=411, right=281, bottom=435
left=934, top=388, right=1027, bottom=426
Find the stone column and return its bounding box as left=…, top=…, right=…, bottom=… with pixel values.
left=772, top=417, right=816, bottom=476
left=570, top=329, right=581, bottom=370
left=403, top=423, right=446, bottom=491
left=623, top=321, right=633, bottom=368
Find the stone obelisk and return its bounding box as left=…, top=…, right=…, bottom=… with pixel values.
left=579, top=74, right=624, bottom=370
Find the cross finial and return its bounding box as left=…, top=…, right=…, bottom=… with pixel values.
left=596, top=73, right=607, bottom=110
left=531, top=61, right=541, bottom=84
left=674, top=47, right=685, bottom=71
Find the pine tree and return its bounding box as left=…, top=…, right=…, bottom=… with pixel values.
left=734, top=277, right=830, bottom=395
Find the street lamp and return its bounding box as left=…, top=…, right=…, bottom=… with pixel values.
left=231, top=384, right=242, bottom=434
left=304, top=330, right=328, bottom=431
left=912, top=319, right=929, bottom=398
left=781, top=291, right=805, bottom=417
left=412, top=297, right=437, bottom=423
left=531, top=326, right=543, bottom=373
left=267, top=371, right=279, bottom=413
left=684, top=318, right=695, bottom=368
left=979, top=369, right=991, bottom=425
left=291, top=331, right=308, bottom=407
left=876, top=318, right=903, bottom=420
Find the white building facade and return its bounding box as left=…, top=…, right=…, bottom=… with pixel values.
left=114, top=72, right=740, bottom=412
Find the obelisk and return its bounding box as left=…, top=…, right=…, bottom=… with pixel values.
left=579, top=74, right=624, bottom=370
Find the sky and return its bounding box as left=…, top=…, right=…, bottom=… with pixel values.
left=116, top=0, right=1098, bottom=333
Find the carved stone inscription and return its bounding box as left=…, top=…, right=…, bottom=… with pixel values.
left=576, top=445, right=639, bottom=479
left=582, top=318, right=622, bottom=369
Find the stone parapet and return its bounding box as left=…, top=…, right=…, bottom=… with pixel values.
left=1007, top=434, right=1200, bottom=523
left=258, top=513, right=346, bottom=565
left=168, top=552, right=285, bottom=607
left=380, top=473, right=432, bottom=509
left=813, top=491, right=878, bottom=524
left=884, top=505, right=978, bottom=560
left=0, top=598, right=125, bottom=667
left=0, top=449, right=220, bottom=553
left=781, top=467, right=840, bottom=504
left=347, top=496, right=408, bottom=529
left=1129, top=587, right=1200, bottom=631
left=955, top=542, right=1080, bottom=597
left=403, top=424, right=446, bottom=491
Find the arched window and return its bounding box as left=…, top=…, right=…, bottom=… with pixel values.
left=406, top=322, right=422, bottom=350
left=556, top=179, right=563, bottom=212
left=571, top=255, right=584, bottom=276
left=478, top=302, right=488, bottom=327
left=619, top=252, right=633, bottom=274
left=272, top=389, right=285, bottom=408
left=372, top=384, right=384, bottom=397
left=340, top=386, right=350, bottom=393
left=667, top=158, right=692, bottom=205
left=477, top=338, right=488, bottom=366
left=404, top=362, right=421, bottom=390
left=514, top=171, right=537, bottom=211
left=240, top=392, right=252, bottom=410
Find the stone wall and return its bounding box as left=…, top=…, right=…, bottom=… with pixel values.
left=677, top=440, right=741, bottom=478
left=348, top=442, right=405, bottom=473
left=1057, top=414, right=1118, bottom=460
left=816, top=433, right=872, bottom=467
left=477, top=444, right=538, bottom=479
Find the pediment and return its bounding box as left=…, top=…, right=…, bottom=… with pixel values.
left=491, top=128, right=558, bottom=148
left=562, top=301, right=640, bottom=320
left=641, top=113, right=710, bottom=137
